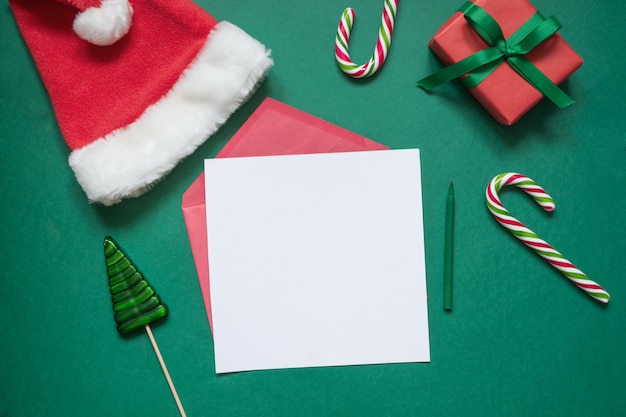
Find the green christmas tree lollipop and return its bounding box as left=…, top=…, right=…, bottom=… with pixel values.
left=104, top=236, right=187, bottom=417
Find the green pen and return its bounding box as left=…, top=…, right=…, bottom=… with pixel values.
left=444, top=182, right=454, bottom=310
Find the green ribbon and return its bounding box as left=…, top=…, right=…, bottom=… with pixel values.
left=417, top=1, right=574, bottom=109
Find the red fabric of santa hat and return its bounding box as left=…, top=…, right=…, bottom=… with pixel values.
left=9, top=0, right=273, bottom=205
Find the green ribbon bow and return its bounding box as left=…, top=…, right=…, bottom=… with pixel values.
left=417, top=1, right=574, bottom=109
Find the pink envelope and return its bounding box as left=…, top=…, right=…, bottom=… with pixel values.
left=182, top=98, right=388, bottom=330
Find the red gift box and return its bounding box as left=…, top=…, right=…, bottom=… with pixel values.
left=423, top=0, right=583, bottom=125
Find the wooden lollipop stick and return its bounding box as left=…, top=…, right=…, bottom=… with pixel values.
left=145, top=324, right=188, bottom=417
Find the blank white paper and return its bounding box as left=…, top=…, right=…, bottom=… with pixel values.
left=204, top=149, right=429, bottom=373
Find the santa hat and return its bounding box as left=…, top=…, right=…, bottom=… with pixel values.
left=9, top=0, right=273, bottom=205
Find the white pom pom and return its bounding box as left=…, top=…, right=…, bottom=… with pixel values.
left=73, top=0, right=133, bottom=46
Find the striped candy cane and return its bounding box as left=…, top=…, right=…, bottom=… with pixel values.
left=486, top=172, right=610, bottom=303
left=335, top=0, right=398, bottom=78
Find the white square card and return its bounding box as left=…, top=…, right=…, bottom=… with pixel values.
left=204, top=149, right=429, bottom=373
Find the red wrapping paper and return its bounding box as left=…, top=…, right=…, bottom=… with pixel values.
left=428, top=0, right=583, bottom=125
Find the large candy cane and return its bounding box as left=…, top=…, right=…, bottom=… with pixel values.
left=335, top=0, right=398, bottom=78
left=486, top=172, right=610, bottom=303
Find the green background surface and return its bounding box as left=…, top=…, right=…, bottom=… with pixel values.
left=1, top=0, right=625, bottom=416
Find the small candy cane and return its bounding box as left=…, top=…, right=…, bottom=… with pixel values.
left=335, top=0, right=398, bottom=78
left=486, top=172, right=610, bottom=303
